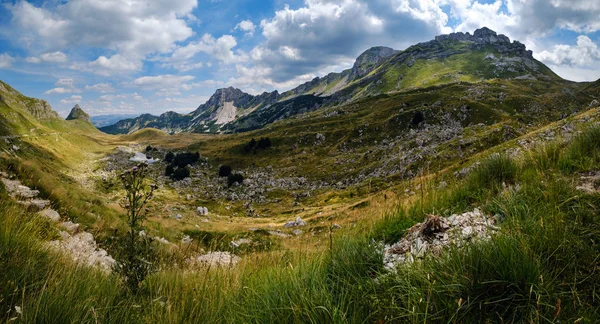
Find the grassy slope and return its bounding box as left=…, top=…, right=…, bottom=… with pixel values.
left=3, top=110, right=600, bottom=323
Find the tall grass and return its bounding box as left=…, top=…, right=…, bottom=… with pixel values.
left=2, top=128, right=600, bottom=323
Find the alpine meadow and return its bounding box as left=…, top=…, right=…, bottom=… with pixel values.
left=1, top=0, right=600, bottom=323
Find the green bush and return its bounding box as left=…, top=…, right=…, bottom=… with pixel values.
left=559, top=125, right=600, bottom=172
left=467, top=153, right=518, bottom=189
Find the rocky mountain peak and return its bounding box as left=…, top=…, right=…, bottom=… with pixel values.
left=434, top=27, right=532, bottom=58
left=350, top=46, right=398, bottom=80
left=66, top=104, right=91, bottom=123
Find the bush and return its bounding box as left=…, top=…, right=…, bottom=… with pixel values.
left=227, top=173, right=244, bottom=187
left=244, top=137, right=271, bottom=152
left=219, top=165, right=232, bottom=177
left=164, top=151, right=174, bottom=163
left=558, top=125, right=600, bottom=172
left=467, top=153, right=518, bottom=189
left=145, top=145, right=153, bottom=152
left=171, top=167, right=190, bottom=181
left=165, top=164, right=174, bottom=176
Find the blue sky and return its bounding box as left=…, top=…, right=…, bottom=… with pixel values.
left=0, top=0, right=599, bottom=117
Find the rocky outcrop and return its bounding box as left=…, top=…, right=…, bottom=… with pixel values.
left=349, top=46, right=398, bottom=80
left=383, top=209, right=499, bottom=270
left=434, top=27, right=533, bottom=58
left=0, top=171, right=115, bottom=272
left=66, top=104, right=91, bottom=123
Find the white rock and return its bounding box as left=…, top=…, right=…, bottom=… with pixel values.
left=38, top=209, right=60, bottom=222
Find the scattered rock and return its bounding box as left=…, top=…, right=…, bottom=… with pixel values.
left=182, top=235, right=193, bottom=244
left=38, top=209, right=60, bottom=222
left=187, top=252, right=240, bottom=267
left=230, top=238, right=252, bottom=248
left=59, top=221, right=80, bottom=234
left=284, top=216, right=307, bottom=228
left=196, top=206, right=209, bottom=216
left=46, top=232, right=115, bottom=273
left=292, top=229, right=304, bottom=236
left=331, top=224, right=342, bottom=229
left=383, top=209, right=498, bottom=270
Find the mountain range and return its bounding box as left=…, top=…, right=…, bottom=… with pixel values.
left=101, top=27, right=562, bottom=135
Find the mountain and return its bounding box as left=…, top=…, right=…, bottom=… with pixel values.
left=66, top=104, right=91, bottom=123
left=100, top=27, right=562, bottom=135
left=90, top=114, right=140, bottom=128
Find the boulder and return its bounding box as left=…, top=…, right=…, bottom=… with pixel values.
left=284, top=216, right=307, bottom=228
left=38, top=209, right=60, bottom=222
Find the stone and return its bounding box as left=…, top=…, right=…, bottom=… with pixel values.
left=38, top=209, right=60, bottom=222
left=187, top=252, right=241, bottom=267
left=182, top=235, right=193, bottom=244
left=284, top=216, right=307, bottom=228
left=59, top=221, right=80, bottom=234
left=292, top=229, right=304, bottom=236
left=383, top=209, right=498, bottom=270
left=331, top=224, right=342, bottom=229
left=230, top=238, right=252, bottom=248
left=196, top=206, right=209, bottom=216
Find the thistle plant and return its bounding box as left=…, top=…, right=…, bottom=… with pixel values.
left=115, top=162, right=158, bottom=293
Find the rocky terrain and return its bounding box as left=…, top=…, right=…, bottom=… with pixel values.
left=0, top=172, right=115, bottom=272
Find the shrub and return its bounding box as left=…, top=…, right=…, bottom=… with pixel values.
left=145, top=145, right=153, bottom=152
left=165, top=164, right=174, bottom=176
left=219, top=165, right=232, bottom=177
left=171, top=167, right=190, bottom=181
left=244, top=137, right=271, bottom=152
left=558, top=125, right=600, bottom=172
left=115, top=163, right=157, bottom=293
left=467, top=153, right=518, bottom=189
left=257, top=137, right=272, bottom=149
left=227, top=173, right=244, bottom=187
left=164, top=151, right=174, bottom=163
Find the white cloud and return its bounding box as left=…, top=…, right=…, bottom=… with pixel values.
left=235, top=20, right=256, bottom=36
left=25, top=56, right=41, bottom=64
left=40, top=51, right=67, bottom=63
left=44, top=87, right=73, bottom=95
left=9, top=0, right=197, bottom=57
left=0, top=54, right=15, bottom=68
left=538, top=36, right=600, bottom=67
left=170, top=34, right=247, bottom=64
left=536, top=35, right=600, bottom=81
left=60, top=95, right=82, bottom=104
left=84, top=83, right=115, bottom=93
left=132, top=75, right=195, bottom=89
left=44, top=78, right=81, bottom=95
left=250, top=0, right=449, bottom=83
left=71, top=54, right=143, bottom=76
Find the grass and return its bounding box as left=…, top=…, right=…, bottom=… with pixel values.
left=4, top=125, right=600, bottom=322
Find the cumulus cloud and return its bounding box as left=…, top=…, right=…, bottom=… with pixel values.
left=169, top=34, right=247, bottom=65
left=248, top=0, right=450, bottom=84
left=84, top=83, right=115, bottom=93
left=538, top=36, right=600, bottom=66
left=44, top=78, right=81, bottom=95
left=0, top=53, right=15, bottom=68
left=235, top=20, right=256, bottom=36
left=40, top=51, right=67, bottom=63
left=25, top=56, right=41, bottom=64
left=537, top=35, right=600, bottom=81
left=60, top=95, right=82, bottom=104
left=8, top=0, right=197, bottom=57
left=70, top=54, right=143, bottom=76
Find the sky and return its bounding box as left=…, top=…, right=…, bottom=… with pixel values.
left=0, top=0, right=599, bottom=117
